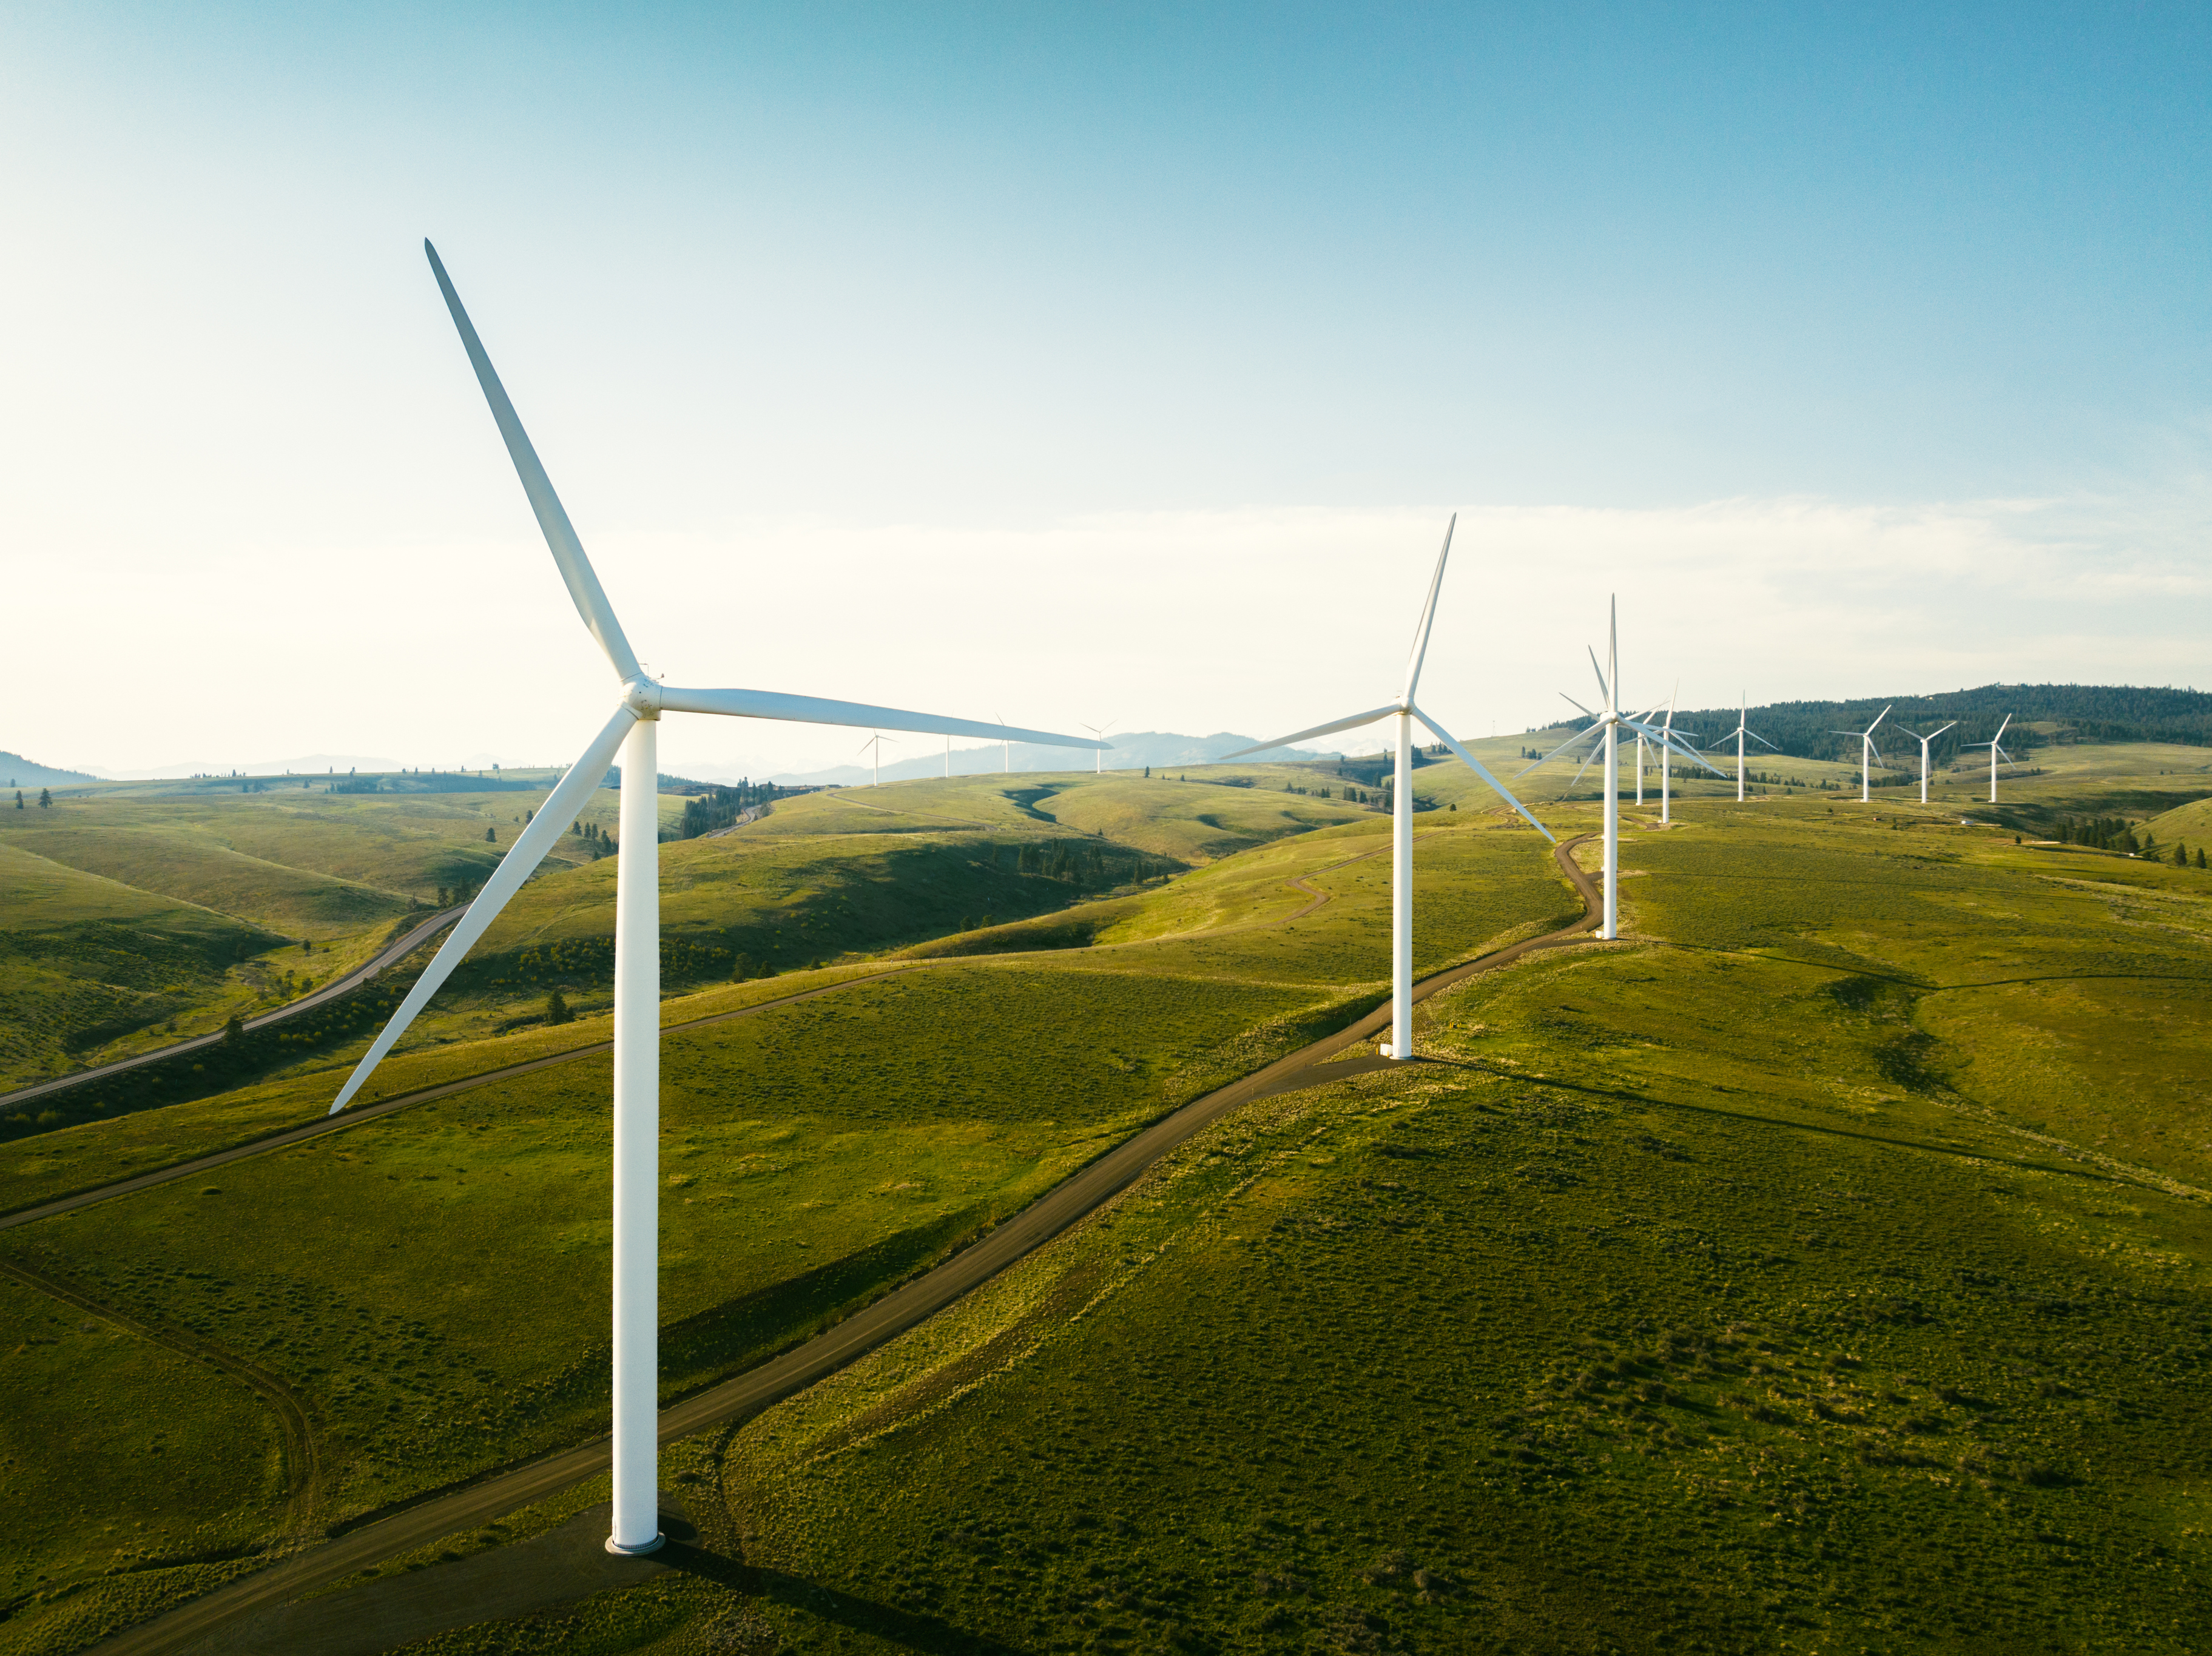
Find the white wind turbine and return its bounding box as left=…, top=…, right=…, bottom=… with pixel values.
left=857, top=732, right=898, bottom=786
left=326, top=242, right=1103, bottom=1560
left=1964, top=715, right=2017, bottom=804
left=1713, top=693, right=1777, bottom=802
left=1221, top=517, right=1553, bottom=1060
left=1659, top=684, right=1681, bottom=825
left=1519, top=601, right=1722, bottom=940
left=1081, top=719, right=1118, bottom=775
left=1830, top=706, right=1892, bottom=803
left=1897, top=720, right=1957, bottom=804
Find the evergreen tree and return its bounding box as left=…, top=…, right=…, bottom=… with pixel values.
left=2197, top=848, right=2207, bottom=870
left=222, top=1015, right=244, bottom=1045
left=545, top=988, right=573, bottom=1026
left=12, top=790, right=20, bottom=809
left=2174, top=843, right=2190, bottom=867
left=38, top=787, right=52, bottom=807
left=485, top=826, right=496, bottom=843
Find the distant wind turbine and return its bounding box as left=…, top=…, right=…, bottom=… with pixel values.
left=1897, top=721, right=1957, bottom=804
left=1830, top=706, right=1892, bottom=803
left=1518, top=600, right=1721, bottom=940
left=1659, top=684, right=1681, bottom=825
left=1081, top=719, right=1118, bottom=775
left=1222, top=516, right=1552, bottom=1060
left=1713, top=693, right=1777, bottom=802
left=858, top=732, right=898, bottom=786
left=1964, top=715, right=2017, bottom=804
left=325, top=241, right=1103, bottom=1561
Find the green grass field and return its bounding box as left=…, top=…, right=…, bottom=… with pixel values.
left=0, top=800, right=1568, bottom=1654
left=2, top=746, right=2209, bottom=1654
left=689, top=798, right=2212, bottom=1655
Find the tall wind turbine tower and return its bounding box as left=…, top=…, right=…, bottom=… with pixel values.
left=857, top=732, right=897, bottom=786
left=1222, top=517, right=1552, bottom=1059
left=1519, top=602, right=1719, bottom=939
left=1714, top=694, right=1776, bottom=802
left=1965, top=715, right=2016, bottom=804
left=1081, top=719, right=1118, bottom=774
left=1830, top=707, right=1892, bottom=803
left=1897, top=721, right=1957, bottom=804
left=328, top=243, right=1104, bottom=1560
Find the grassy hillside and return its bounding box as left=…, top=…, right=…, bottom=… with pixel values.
left=695, top=801, right=2212, bottom=1655
left=7, top=750, right=2211, bottom=1654
left=0, top=812, right=1571, bottom=1654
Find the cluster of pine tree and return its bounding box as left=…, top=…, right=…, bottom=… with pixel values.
left=678, top=779, right=785, bottom=838
left=571, top=819, right=612, bottom=858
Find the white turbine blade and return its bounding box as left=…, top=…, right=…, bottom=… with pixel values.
left=327, top=705, right=638, bottom=1114
left=1867, top=705, right=1892, bottom=736
left=1217, top=704, right=1400, bottom=761
left=1560, top=691, right=1597, bottom=718
left=1607, top=596, right=1618, bottom=710
left=1587, top=647, right=1610, bottom=706
left=1400, top=514, right=1455, bottom=702
left=1745, top=729, right=1779, bottom=752
left=1515, top=725, right=1602, bottom=777
left=658, top=685, right=1102, bottom=749
left=1624, top=716, right=1728, bottom=777
left=1562, top=741, right=1603, bottom=794
left=1415, top=707, right=1554, bottom=842
left=1663, top=681, right=1678, bottom=733
left=1992, top=713, right=2012, bottom=744
left=424, top=242, right=641, bottom=683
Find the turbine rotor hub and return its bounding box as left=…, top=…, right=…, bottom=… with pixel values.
left=621, top=677, right=663, bottom=719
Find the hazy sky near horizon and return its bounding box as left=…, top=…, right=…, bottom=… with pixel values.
left=5, top=2, right=2208, bottom=777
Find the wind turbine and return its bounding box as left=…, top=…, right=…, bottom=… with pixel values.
left=1659, top=684, right=1681, bottom=825
left=1081, top=719, right=1118, bottom=775
left=1221, top=516, right=1553, bottom=1061
left=1713, top=693, right=1776, bottom=802
left=1897, top=720, right=1957, bottom=804
left=326, top=242, right=1103, bottom=1560
left=1518, top=600, right=1722, bottom=940
left=1964, top=715, right=2016, bottom=804
left=1830, top=706, right=1892, bottom=803
left=857, top=732, right=898, bottom=786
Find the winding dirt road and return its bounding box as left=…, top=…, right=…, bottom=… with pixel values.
left=0, top=906, right=467, bottom=1114
left=86, top=833, right=1599, bottom=1656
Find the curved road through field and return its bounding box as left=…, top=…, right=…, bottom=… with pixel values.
left=0, top=906, right=467, bottom=1113
left=84, top=833, right=1601, bottom=1655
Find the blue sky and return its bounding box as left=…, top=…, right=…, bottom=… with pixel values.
left=5, top=3, right=2208, bottom=775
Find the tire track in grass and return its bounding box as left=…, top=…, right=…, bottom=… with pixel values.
left=0, top=1256, right=323, bottom=1543
left=85, top=834, right=1599, bottom=1656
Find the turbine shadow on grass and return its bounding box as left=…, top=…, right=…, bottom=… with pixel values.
left=660, top=1543, right=1036, bottom=1655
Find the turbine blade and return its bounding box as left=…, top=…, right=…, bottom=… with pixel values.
left=1560, top=692, right=1597, bottom=718
left=1216, top=704, right=1400, bottom=761
left=1415, top=707, right=1554, bottom=842
left=424, top=242, right=641, bottom=683
left=1514, top=726, right=1602, bottom=777
left=658, top=685, right=1104, bottom=749
left=1993, top=713, right=2012, bottom=743
left=328, top=705, right=639, bottom=1114
left=1625, top=716, right=1728, bottom=777
left=1587, top=646, right=1610, bottom=706
left=1608, top=596, right=1618, bottom=710
left=1746, top=729, right=1779, bottom=752
left=1401, top=514, right=1455, bottom=702
left=1868, top=705, right=1892, bottom=735
left=1562, top=741, right=1602, bottom=796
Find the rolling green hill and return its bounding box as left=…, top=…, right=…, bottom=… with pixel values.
left=2, top=744, right=2208, bottom=1654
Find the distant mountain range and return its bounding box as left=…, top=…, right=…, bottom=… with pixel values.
left=1, top=751, right=101, bottom=788
left=746, top=730, right=1349, bottom=787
